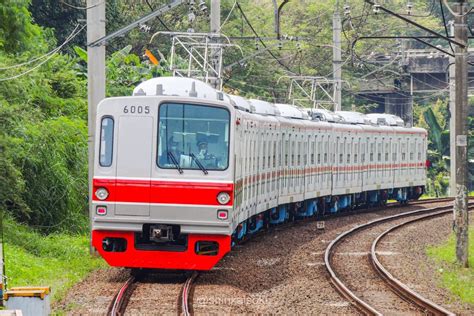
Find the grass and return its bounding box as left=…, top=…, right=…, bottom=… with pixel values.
left=2, top=215, right=106, bottom=302
left=427, top=225, right=474, bottom=305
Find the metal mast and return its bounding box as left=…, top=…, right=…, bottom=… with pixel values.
left=333, top=0, right=342, bottom=110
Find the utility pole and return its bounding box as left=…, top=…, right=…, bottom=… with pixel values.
left=363, top=0, right=469, bottom=267
left=87, top=0, right=106, bottom=253
left=449, top=20, right=457, bottom=197
left=210, top=0, right=221, bottom=89
left=453, top=0, right=469, bottom=268
left=0, top=211, right=4, bottom=306
left=333, top=0, right=342, bottom=111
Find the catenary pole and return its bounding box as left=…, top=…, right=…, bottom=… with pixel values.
left=453, top=0, right=469, bottom=268
left=210, top=0, right=221, bottom=89
left=449, top=20, right=456, bottom=197
left=333, top=0, right=342, bottom=111
left=87, top=0, right=106, bottom=253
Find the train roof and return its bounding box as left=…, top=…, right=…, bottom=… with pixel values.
left=131, top=77, right=413, bottom=129
left=275, top=103, right=309, bottom=120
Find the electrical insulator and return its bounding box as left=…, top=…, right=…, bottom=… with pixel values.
left=255, top=41, right=259, bottom=50
left=373, top=2, right=380, bottom=14
left=188, top=12, right=196, bottom=23
left=278, top=41, right=283, bottom=50
left=139, top=24, right=151, bottom=33
left=406, top=1, right=413, bottom=15
left=296, top=42, right=302, bottom=51
left=199, top=0, right=207, bottom=13
left=344, top=5, right=351, bottom=16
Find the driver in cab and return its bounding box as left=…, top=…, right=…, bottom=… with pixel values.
left=196, top=140, right=219, bottom=168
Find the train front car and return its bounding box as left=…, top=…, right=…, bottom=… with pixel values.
left=91, top=78, right=235, bottom=271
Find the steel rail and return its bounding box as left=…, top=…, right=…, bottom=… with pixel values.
left=108, top=276, right=135, bottom=316
left=180, top=272, right=199, bottom=316
left=324, top=204, right=461, bottom=315
left=370, top=208, right=474, bottom=316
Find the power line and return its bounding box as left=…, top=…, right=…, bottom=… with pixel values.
left=219, top=0, right=237, bottom=32
left=235, top=1, right=297, bottom=75
left=0, top=24, right=86, bottom=82
left=0, top=24, right=82, bottom=71
left=440, top=0, right=455, bottom=53
left=60, top=0, right=103, bottom=10
left=145, top=0, right=171, bottom=31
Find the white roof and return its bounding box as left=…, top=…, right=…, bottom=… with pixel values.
left=336, top=111, right=370, bottom=125
left=132, top=77, right=225, bottom=101
left=131, top=78, right=409, bottom=128
left=275, top=103, right=308, bottom=119
left=366, top=113, right=405, bottom=126
left=228, top=95, right=254, bottom=112
left=308, top=108, right=344, bottom=123
left=249, top=99, right=279, bottom=116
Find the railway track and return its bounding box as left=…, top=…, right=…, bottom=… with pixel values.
left=105, top=198, right=456, bottom=315
left=325, top=202, right=470, bottom=315
left=107, top=271, right=198, bottom=316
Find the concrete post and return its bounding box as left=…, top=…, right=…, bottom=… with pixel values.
left=87, top=0, right=106, bottom=253
left=210, top=0, right=221, bottom=89
left=453, top=1, right=469, bottom=268
left=333, top=0, right=342, bottom=111
left=449, top=20, right=456, bottom=197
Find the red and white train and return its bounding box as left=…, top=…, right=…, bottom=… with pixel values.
left=91, top=77, right=427, bottom=271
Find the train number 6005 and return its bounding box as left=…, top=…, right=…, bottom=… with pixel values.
left=123, top=105, right=150, bottom=114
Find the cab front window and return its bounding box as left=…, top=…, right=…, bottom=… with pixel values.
left=158, top=103, right=230, bottom=171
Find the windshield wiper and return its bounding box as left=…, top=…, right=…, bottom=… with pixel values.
left=168, top=151, right=183, bottom=174
left=190, top=153, right=208, bottom=175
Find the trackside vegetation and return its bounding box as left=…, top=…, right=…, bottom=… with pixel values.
left=2, top=216, right=106, bottom=301
left=427, top=226, right=474, bottom=305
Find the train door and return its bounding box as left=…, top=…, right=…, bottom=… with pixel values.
left=360, top=137, right=366, bottom=190
left=241, top=128, right=248, bottom=223
left=324, top=133, right=330, bottom=193
left=115, top=115, right=153, bottom=216
left=395, top=137, right=401, bottom=186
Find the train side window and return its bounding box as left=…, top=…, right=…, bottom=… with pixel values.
left=370, top=142, right=374, bottom=162
left=299, top=137, right=302, bottom=166
left=377, top=142, right=382, bottom=162
left=99, top=117, right=114, bottom=167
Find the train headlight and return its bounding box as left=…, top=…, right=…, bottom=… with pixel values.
left=95, top=187, right=109, bottom=200
left=217, top=192, right=231, bottom=205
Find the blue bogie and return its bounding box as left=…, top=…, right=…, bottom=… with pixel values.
left=270, top=205, right=287, bottom=224
left=368, top=191, right=379, bottom=204
left=330, top=199, right=338, bottom=213
left=248, top=216, right=264, bottom=234
left=396, top=188, right=408, bottom=203
left=296, top=200, right=317, bottom=217
left=237, top=222, right=247, bottom=240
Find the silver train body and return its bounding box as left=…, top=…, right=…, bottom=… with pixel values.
left=91, top=77, right=427, bottom=270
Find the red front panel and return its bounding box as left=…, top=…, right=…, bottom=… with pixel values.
left=92, top=230, right=231, bottom=271
left=92, top=178, right=233, bottom=206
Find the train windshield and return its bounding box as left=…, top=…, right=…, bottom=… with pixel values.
left=158, top=103, right=230, bottom=171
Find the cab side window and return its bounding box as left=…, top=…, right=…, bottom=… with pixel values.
left=99, top=117, right=114, bottom=167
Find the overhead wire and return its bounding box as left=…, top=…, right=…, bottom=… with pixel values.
left=60, top=0, right=103, bottom=10
left=235, top=1, right=298, bottom=75
left=439, top=0, right=454, bottom=53
left=0, top=24, right=82, bottom=71
left=218, top=0, right=238, bottom=32
left=145, top=0, right=171, bottom=31
left=0, top=24, right=86, bottom=82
